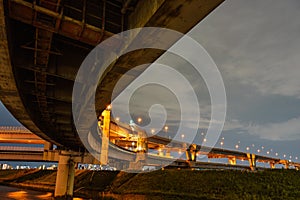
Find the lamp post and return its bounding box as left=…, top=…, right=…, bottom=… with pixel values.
left=164, top=126, right=169, bottom=138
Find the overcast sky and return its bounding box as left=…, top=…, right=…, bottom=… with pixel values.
left=192, top=0, right=300, bottom=158
left=1, top=0, right=300, bottom=160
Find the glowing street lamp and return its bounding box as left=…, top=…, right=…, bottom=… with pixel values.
left=181, top=134, right=185, bottom=140
left=275, top=152, right=278, bottom=156
left=257, top=149, right=261, bottom=153
left=203, top=138, right=207, bottom=143
left=235, top=144, right=239, bottom=150
left=137, top=117, right=142, bottom=124
left=246, top=146, right=250, bottom=151
left=151, top=129, right=155, bottom=134
left=164, top=126, right=169, bottom=132
left=106, top=104, right=112, bottom=110
left=267, top=151, right=270, bottom=155
left=220, top=141, right=224, bottom=148
left=116, top=117, right=120, bottom=122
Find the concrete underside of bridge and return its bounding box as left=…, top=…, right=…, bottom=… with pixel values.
left=0, top=0, right=224, bottom=150
left=0, top=1, right=224, bottom=198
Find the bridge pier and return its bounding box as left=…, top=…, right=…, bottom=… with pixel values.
left=100, top=109, right=110, bottom=165
left=186, top=144, right=198, bottom=162
left=284, top=162, right=289, bottom=169
left=228, top=157, right=236, bottom=165
left=247, top=153, right=256, bottom=171
left=129, top=152, right=146, bottom=171
left=44, top=142, right=53, bottom=151
left=54, top=151, right=76, bottom=199
left=269, top=162, right=276, bottom=169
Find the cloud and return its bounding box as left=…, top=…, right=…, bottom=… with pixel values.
left=191, top=0, right=300, bottom=99
left=247, top=117, right=300, bottom=141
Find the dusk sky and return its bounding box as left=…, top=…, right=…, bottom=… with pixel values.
left=194, top=0, right=300, bottom=159
left=1, top=0, right=300, bottom=160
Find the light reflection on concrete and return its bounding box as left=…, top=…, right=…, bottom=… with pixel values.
left=7, top=190, right=28, bottom=199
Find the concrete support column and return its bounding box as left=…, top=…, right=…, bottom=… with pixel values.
left=44, top=142, right=53, bottom=151
left=284, top=162, right=289, bottom=169
left=129, top=152, right=146, bottom=171
left=54, top=151, right=76, bottom=199
left=228, top=157, right=236, bottom=165
left=186, top=144, right=197, bottom=161
left=158, top=149, right=164, bottom=156
left=247, top=153, right=256, bottom=171
left=165, top=149, right=171, bottom=157
left=100, top=109, right=110, bottom=165
left=137, top=137, right=147, bottom=152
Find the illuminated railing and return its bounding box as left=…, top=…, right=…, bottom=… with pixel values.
left=0, top=146, right=43, bottom=152
left=0, top=126, right=31, bottom=134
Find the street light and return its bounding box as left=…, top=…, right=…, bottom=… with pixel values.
left=181, top=134, right=185, bottom=140
left=151, top=129, right=155, bottom=134
left=116, top=117, right=120, bottom=122
left=246, top=146, right=250, bottom=151
left=220, top=141, right=224, bottom=148
left=164, top=126, right=168, bottom=132
left=106, top=104, right=112, bottom=110
left=137, top=117, right=142, bottom=124
left=257, top=149, right=261, bottom=153
left=235, top=144, right=239, bottom=150
left=203, top=138, right=207, bottom=143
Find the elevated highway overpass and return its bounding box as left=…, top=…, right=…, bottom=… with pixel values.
left=0, top=1, right=225, bottom=195
left=0, top=0, right=224, bottom=150
left=0, top=125, right=297, bottom=170
left=2, top=0, right=296, bottom=198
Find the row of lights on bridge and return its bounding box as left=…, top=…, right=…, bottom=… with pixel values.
left=110, top=112, right=299, bottom=161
